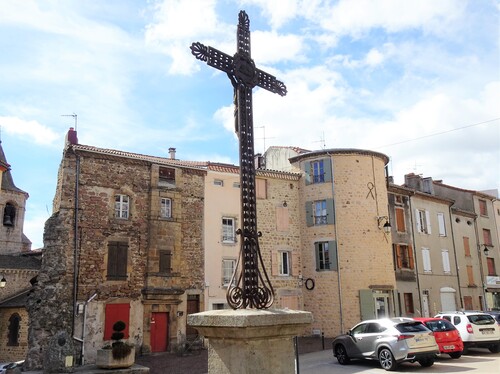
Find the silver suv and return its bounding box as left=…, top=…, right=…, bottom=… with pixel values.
left=435, top=311, right=500, bottom=353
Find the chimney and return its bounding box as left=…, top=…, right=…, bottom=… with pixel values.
left=66, top=127, right=78, bottom=146
left=168, top=147, right=176, bottom=159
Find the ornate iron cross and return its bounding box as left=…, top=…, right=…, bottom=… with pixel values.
left=191, top=10, right=287, bottom=309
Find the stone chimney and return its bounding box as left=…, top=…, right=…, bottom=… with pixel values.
left=168, top=147, right=176, bottom=159
left=65, top=127, right=78, bottom=146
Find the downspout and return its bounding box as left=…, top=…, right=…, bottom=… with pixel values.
left=408, top=193, right=423, bottom=316
left=72, top=151, right=81, bottom=337
left=327, top=153, right=343, bottom=332
left=473, top=217, right=488, bottom=310
left=448, top=205, right=464, bottom=309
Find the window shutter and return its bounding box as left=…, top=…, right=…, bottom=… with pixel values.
left=323, top=158, right=332, bottom=183
left=326, top=198, right=335, bottom=224
left=359, top=290, right=375, bottom=321
left=329, top=240, right=338, bottom=271
left=408, top=245, right=414, bottom=269
left=304, top=162, right=311, bottom=185
left=314, top=242, right=320, bottom=271
left=116, top=242, right=128, bottom=278
left=425, top=210, right=432, bottom=234
left=305, top=201, right=313, bottom=227
left=395, top=244, right=402, bottom=269
left=415, top=209, right=421, bottom=232
left=395, top=208, right=405, bottom=232
left=271, top=252, right=279, bottom=276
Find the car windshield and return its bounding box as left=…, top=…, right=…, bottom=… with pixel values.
left=424, top=319, right=456, bottom=332
left=468, top=314, right=495, bottom=325
left=395, top=322, right=429, bottom=333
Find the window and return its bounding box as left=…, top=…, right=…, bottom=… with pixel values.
left=479, top=199, right=488, bottom=216
left=222, top=258, right=236, bottom=286
left=422, top=248, right=431, bottom=272
left=104, top=303, right=130, bottom=340
left=114, top=194, right=129, bottom=219
left=437, top=213, right=446, bottom=236
left=483, top=229, right=492, bottom=246
left=314, top=200, right=327, bottom=225
left=214, top=179, right=224, bottom=186
left=222, top=217, right=236, bottom=243
left=463, top=296, right=473, bottom=310
left=394, top=244, right=414, bottom=269
left=404, top=293, right=414, bottom=314
left=160, top=198, right=172, bottom=218
left=276, top=206, right=289, bottom=232
left=3, top=202, right=16, bottom=226
left=279, top=251, right=291, bottom=276
left=395, top=207, right=406, bottom=232
left=441, top=249, right=451, bottom=274
left=463, top=236, right=471, bottom=257
left=256, top=178, right=267, bottom=199
left=8, top=313, right=20, bottom=346
left=306, top=199, right=335, bottom=226
left=305, top=158, right=332, bottom=185
left=315, top=241, right=337, bottom=271
left=466, top=265, right=475, bottom=286
left=107, top=241, right=128, bottom=280
left=159, top=250, right=172, bottom=273
left=395, top=195, right=403, bottom=205
left=233, top=182, right=240, bottom=188
left=159, top=166, right=175, bottom=187
left=416, top=209, right=431, bottom=234
left=487, top=258, right=496, bottom=276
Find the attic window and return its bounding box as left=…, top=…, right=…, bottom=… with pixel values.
left=159, top=167, right=175, bottom=187
left=3, top=203, right=15, bottom=226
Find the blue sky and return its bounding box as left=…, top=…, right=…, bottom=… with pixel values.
left=0, top=0, right=499, bottom=249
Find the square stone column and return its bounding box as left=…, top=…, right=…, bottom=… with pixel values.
left=188, top=308, right=312, bottom=374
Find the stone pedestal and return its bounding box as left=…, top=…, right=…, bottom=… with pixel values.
left=188, top=309, right=312, bottom=374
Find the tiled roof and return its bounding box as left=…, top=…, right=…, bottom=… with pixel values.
left=0, top=289, right=30, bottom=308
left=206, top=162, right=301, bottom=180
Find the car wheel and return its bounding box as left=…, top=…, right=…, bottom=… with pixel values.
left=418, top=356, right=435, bottom=367
left=378, top=348, right=398, bottom=371
left=334, top=344, right=350, bottom=365
left=449, top=351, right=462, bottom=359
left=488, top=344, right=500, bottom=353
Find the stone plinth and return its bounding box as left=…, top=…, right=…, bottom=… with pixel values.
left=188, top=308, right=312, bottom=374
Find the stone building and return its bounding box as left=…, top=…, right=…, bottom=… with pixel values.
left=203, top=162, right=302, bottom=311
left=25, top=129, right=205, bottom=369
left=288, top=148, right=396, bottom=336
left=0, top=141, right=39, bottom=363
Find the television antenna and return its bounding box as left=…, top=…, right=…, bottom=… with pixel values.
left=61, top=113, right=78, bottom=130
left=313, top=131, right=326, bottom=149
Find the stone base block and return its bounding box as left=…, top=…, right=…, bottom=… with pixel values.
left=188, top=308, right=312, bottom=374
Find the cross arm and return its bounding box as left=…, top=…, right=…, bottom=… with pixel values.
left=256, top=68, right=287, bottom=96
left=190, top=42, right=234, bottom=75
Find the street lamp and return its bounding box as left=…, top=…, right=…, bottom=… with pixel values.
left=482, top=245, right=490, bottom=257
left=0, top=276, right=6, bottom=288
left=377, top=216, right=392, bottom=234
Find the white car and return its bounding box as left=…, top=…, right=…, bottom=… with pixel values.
left=435, top=311, right=500, bottom=353
left=0, top=361, right=23, bottom=374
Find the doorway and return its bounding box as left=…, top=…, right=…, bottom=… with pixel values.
left=151, top=312, right=169, bottom=352
left=374, top=293, right=389, bottom=318
left=186, top=295, right=200, bottom=339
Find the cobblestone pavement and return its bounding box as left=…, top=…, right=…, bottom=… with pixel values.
left=135, top=336, right=334, bottom=374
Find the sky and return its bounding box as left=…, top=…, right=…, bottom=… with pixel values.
left=0, top=0, right=499, bottom=249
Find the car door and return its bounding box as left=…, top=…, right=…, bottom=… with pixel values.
left=345, top=323, right=369, bottom=359
left=357, top=323, right=384, bottom=358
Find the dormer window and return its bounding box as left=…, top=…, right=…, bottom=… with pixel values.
left=3, top=203, right=15, bottom=226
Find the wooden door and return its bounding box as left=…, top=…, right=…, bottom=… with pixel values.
left=186, top=295, right=200, bottom=339
left=151, top=312, right=168, bottom=352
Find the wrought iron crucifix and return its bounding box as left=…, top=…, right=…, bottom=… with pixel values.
left=191, top=10, right=287, bottom=309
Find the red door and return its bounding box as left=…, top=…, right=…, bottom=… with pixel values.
left=151, top=312, right=168, bottom=352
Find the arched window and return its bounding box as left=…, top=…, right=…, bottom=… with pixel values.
left=3, top=202, right=16, bottom=227
left=8, top=313, right=21, bottom=346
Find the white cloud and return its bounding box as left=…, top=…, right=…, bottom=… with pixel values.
left=0, top=117, right=59, bottom=145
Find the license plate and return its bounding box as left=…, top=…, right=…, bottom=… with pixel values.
left=443, top=345, right=455, bottom=350
left=481, top=330, right=494, bottom=334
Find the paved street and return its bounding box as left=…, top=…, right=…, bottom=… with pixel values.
left=299, top=348, right=500, bottom=373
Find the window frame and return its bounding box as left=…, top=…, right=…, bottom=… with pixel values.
left=315, top=241, right=338, bottom=271
left=222, top=217, right=236, bottom=243
left=222, top=258, right=237, bottom=287
left=437, top=212, right=446, bottom=236
left=422, top=247, right=432, bottom=273
left=416, top=209, right=431, bottom=234
left=479, top=199, right=488, bottom=216
left=278, top=251, right=291, bottom=276
left=403, top=293, right=415, bottom=314
left=159, top=250, right=172, bottom=273
left=314, top=200, right=327, bottom=225
left=483, top=229, right=492, bottom=246
left=107, top=241, right=128, bottom=280
left=441, top=249, right=451, bottom=274
left=114, top=194, right=129, bottom=219
left=160, top=197, right=172, bottom=218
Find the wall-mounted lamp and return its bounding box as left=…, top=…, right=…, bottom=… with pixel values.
left=377, top=216, right=391, bottom=234
left=0, top=276, right=6, bottom=288
left=176, top=311, right=184, bottom=317
left=482, top=244, right=492, bottom=256
left=282, top=201, right=287, bottom=208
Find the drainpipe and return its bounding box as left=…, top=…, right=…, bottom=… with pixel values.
left=448, top=205, right=464, bottom=309
left=473, top=218, right=488, bottom=310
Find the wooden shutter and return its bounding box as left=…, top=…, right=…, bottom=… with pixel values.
left=104, top=303, right=130, bottom=340
left=326, top=199, right=335, bottom=224
left=107, top=242, right=128, bottom=280
left=159, top=250, right=171, bottom=273
left=271, top=252, right=279, bottom=276
left=329, top=240, right=338, bottom=271
left=463, top=236, right=471, bottom=256
left=395, top=208, right=405, bottom=232
left=305, top=201, right=313, bottom=227
left=359, top=290, right=375, bottom=321
left=408, top=245, right=414, bottom=269
left=415, top=209, right=421, bottom=232
left=314, top=242, right=320, bottom=271
left=323, top=158, right=332, bottom=183
left=304, top=162, right=311, bottom=185
left=276, top=206, right=289, bottom=232
left=395, top=244, right=402, bottom=269
left=291, top=251, right=300, bottom=276
left=425, top=210, right=432, bottom=234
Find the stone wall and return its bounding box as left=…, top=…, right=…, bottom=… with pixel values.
left=0, top=307, right=29, bottom=362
